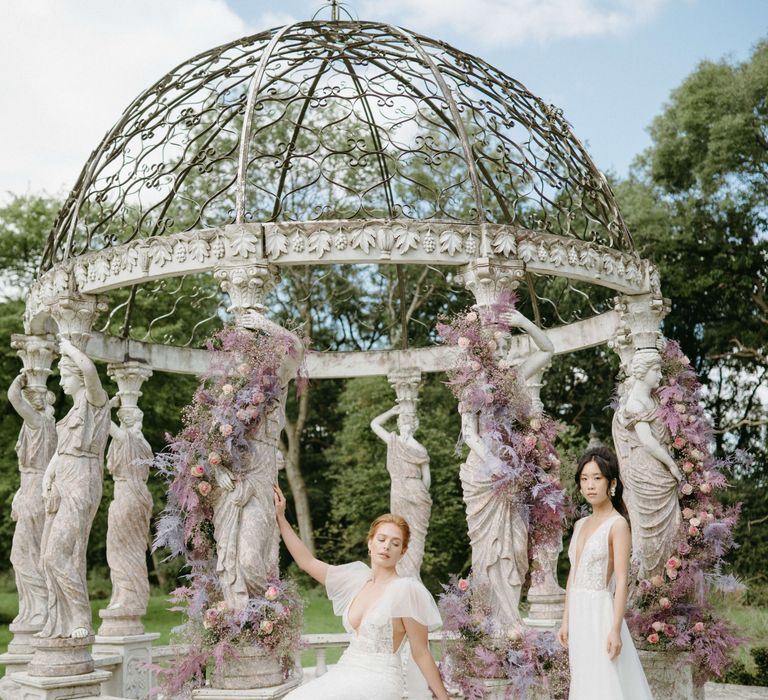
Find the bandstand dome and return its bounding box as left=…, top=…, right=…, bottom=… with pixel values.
left=29, top=17, right=659, bottom=368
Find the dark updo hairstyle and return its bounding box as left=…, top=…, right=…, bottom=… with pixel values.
left=575, top=446, right=629, bottom=522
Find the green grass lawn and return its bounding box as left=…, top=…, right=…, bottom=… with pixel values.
left=1, top=588, right=765, bottom=679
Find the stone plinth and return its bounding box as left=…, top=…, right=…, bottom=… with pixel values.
left=524, top=590, right=565, bottom=628
left=27, top=635, right=95, bottom=677
left=638, top=649, right=705, bottom=700
left=209, top=647, right=285, bottom=690
left=7, top=622, right=42, bottom=655
left=192, top=676, right=301, bottom=700
left=93, top=632, right=160, bottom=700
left=9, top=669, right=112, bottom=700
left=97, top=608, right=145, bottom=637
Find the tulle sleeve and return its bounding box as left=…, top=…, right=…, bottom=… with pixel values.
left=325, top=561, right=371, bottom=617
left=387, top=578, right=442, bottom=631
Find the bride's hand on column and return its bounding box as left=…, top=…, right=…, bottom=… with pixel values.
left=273, top=483, right=287, bottom=522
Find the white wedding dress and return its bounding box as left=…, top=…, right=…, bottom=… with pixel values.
left=285, top=562, right=442, bottom=700
left=568, top=514, right=654, bottom=700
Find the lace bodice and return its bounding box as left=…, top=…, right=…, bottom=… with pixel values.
left=568, top=515, right=623, bottom=592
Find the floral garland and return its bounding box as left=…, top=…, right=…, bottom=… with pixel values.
left=436, top=294, right=569, bottom=570
left=625, top=341, right=745, bottom=684
left=152, top=326, right=305, bottom=695
left=439, top=576, right=569, bottom=700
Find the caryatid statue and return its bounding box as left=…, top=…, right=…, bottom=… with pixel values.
left=210, top=304, right=303, bottom=610
left=7, top=335, right=57, bottom=639
left=613, top=348, right=683, bottom=579
left=40, top=337, right=110, bottom=639
left=370, top=369, right=432, bottom=581
left=100, top=362, right=154, bottom=634
left=459, top=308, right=555, bottom=630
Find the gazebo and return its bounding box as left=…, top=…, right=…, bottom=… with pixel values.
left=3, top=10, right=670, bottom=700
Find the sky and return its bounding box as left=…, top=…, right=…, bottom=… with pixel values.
left=1, top=0, right=766, bottom=201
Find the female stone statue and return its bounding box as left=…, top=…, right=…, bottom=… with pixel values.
left=370, top=404, right=432, bottom=580
left=211, top=311, right=303, bottom=610
left=612, top=348, right=683, bottom=579
left=8, top=372, right=56, bottom=628
left=459, top=308, right=555, bottom=630
left=104, top=401, right=153, bottom=614
left=40, top=338, right=110, bottom=639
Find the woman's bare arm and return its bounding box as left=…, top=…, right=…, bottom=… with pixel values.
left=607, top=518, right=632, bottom=659
left=370, top=405, right=399, bottom=442
left=8, top=374, right=42, bottom=427
left=402, top=617, right=450, bottom=700
left=273, top=484, right=328, bottom=584
left=59, top=337, right=107, bottom=407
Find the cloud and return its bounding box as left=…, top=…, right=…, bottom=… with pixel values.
left=361, top=0, right=665, bottom=47
left=0, top=0, right=253, bottom=197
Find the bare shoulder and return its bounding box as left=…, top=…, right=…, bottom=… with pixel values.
left=609, top=515, right=630, bottom=537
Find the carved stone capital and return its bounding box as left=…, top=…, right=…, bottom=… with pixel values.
left=46, top=292, right=107, bottom=350
left=10, top=334, right=57, bottom=393
left=609, top=293, right=669, bottom=373
left=459, top=257, right=525, bottom=308
left=214, top=263, right=278, bottom=326
left=388, top=368, right=422, bottom=413
left=107, top=361, right=153, bottom=413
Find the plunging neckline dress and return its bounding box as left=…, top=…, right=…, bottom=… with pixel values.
left=284, top=561, right=442, bottom=699
left=567, top=514, right=654, bottom=699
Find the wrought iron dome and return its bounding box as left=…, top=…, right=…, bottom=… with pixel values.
left=42, top=18, right=632, bottom=269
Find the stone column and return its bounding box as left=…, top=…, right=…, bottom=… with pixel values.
left=214, top=263, right=278, bottom=328
left=25, top=293, right=106, bottom=680
left=524, top=370, right=567, bottom=627
left=386, top=368, right=431, bottom=580
left=0, top=335, right=57, bottom=692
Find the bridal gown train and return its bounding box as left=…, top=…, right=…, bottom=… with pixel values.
left=568, top=514, right=654, bottom=700
left=284, top=561, right=442, bottom=700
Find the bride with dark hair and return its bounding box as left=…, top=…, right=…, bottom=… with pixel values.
left=557, top=447, right=654, bottom=699
left=273, top=485, right=449, bottom=700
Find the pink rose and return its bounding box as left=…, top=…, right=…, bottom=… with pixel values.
left=651, top=621, right=664, bottom=632
left=682, top=461, right=695, bottom=473
left=190, top=465, right=205, bottom=478
left=659, top=597, right=672, bottom=610
left=523, top=435, right=537, bottom=450
left=198, top=481, right=212, bottom=496
left=470, top=361, right=481, bottom=371
left=678, top=541, right=691, bottom=555
left=651, top=575, right=664, bottom=588
left=252, top=391, right=266, bottom=404
left=674, top=404, right=687, bottom=415
left=236, top=409, right=249, bottom=422
left=259, top=619, right=274, bottom=635
left=689, top=525, right=700, bottom=536
left=247, top=406, right=260, bottom=420
left=265, top=586, right=280, bottom=601
left=665, top=624, right=678, bottom=637
left=681, top=483, right=694, bottom=495
left=690, top=449, right=703, bottom=461
left=689, top=517, right=701, bottom=528
left=666, top=568, right=678, bottom=580
left=497, top=359, right=511, bottom=370
left=673, top=436, right=686, bottom=448
left=639, top=579, right=652, bottom=592
left=693, top=622, right=705, bottom=633
left=465, top=312, right=478, bottom=323
left=666, top=557, right=681, bottom=569
left=457, top=578, right=470, bottom=592
left=699, top=483, right=712, bottom=494
left=487, top=340, right=498, bottom=351
left=647, top=633, right=659, bottom=644
left=457, top=337, right=471, bottom=349
left=219, top=423, right=233, bottom=437
left=221, top=383, right=234, bottom=395
left=208, top=452, right=222, bottom=466
left=682, top=508, right=695, bottom=520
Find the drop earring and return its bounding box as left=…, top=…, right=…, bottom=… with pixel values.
left=610, top=485, right=616, bottom=497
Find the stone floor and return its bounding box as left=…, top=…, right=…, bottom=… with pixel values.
left=705, top=683, right=768, bottom=699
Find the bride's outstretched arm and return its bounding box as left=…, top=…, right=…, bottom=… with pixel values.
left=402, top=618, right=450, bottom=700
left=273, top=484, right=329, bottom=584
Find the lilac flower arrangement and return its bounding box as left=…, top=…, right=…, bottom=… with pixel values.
left=438, top=576, right=569, bottom=699
left=436, top=294, right=569, bottom=574
left=152, top=326, right=305, bottom=695
left=625, top=340, right=745, bottom=684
